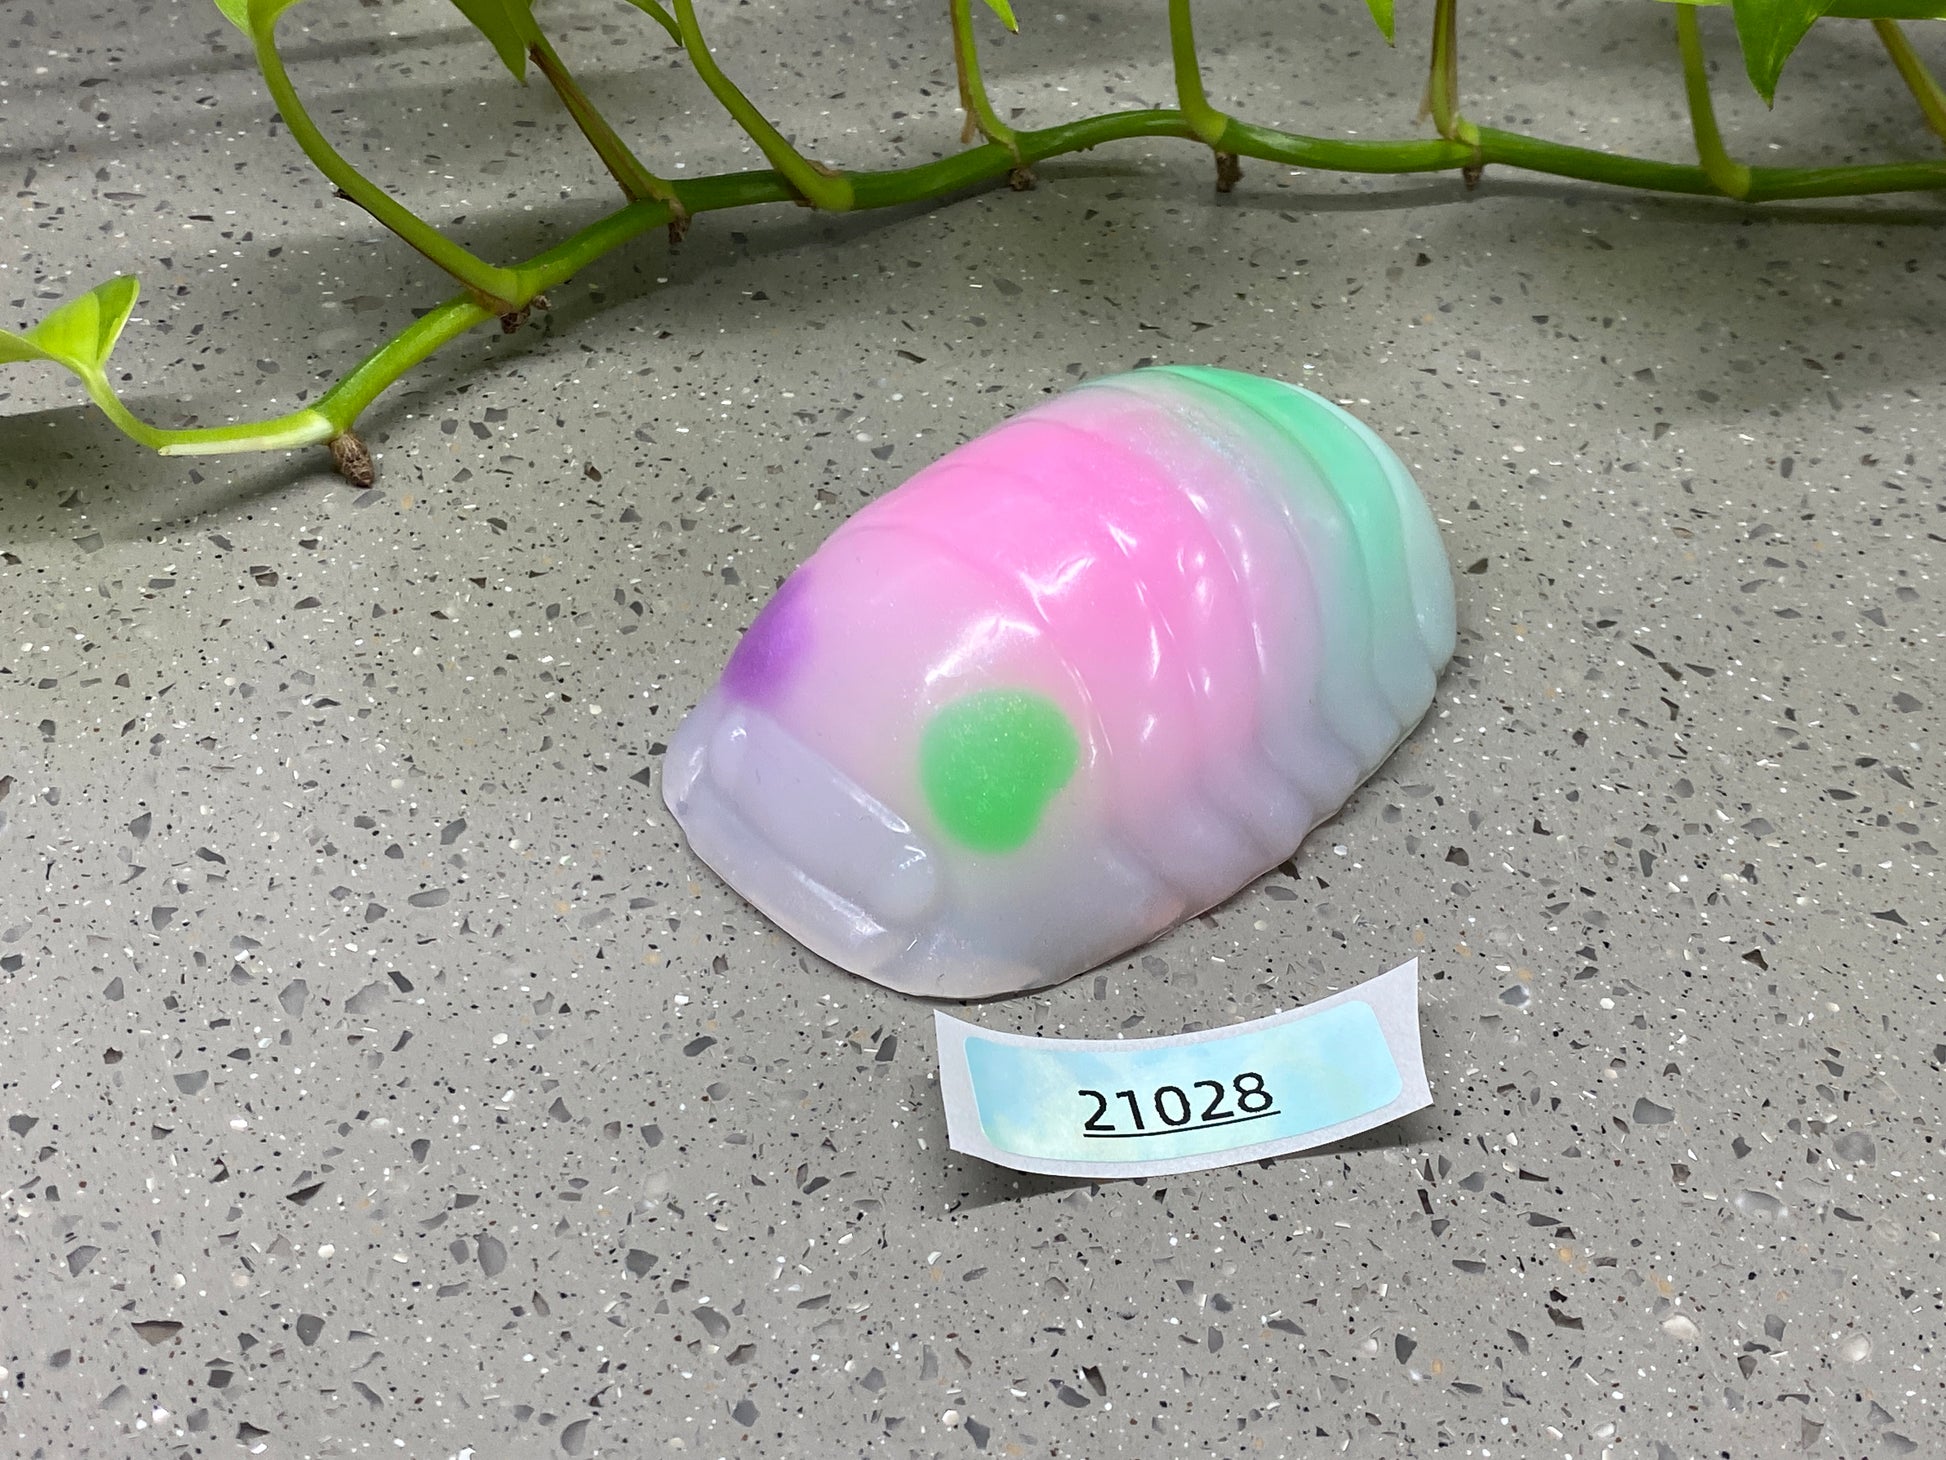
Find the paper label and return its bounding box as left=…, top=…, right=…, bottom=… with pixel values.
left=935, top=959, right=1430, bottom=1178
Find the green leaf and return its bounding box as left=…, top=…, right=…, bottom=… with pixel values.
left=1729, top=0, right=1827, bottom=103
left=0, top=276, right=140, bottom=378
left=982, top=0, right=1020, bottom=33
left=209, top=0, right=251, bottom=31
left=446, top=0, right=543, bottom=80
left=1364, top=0, right=1396, bottom=43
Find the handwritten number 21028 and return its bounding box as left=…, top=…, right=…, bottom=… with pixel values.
left=1078, top=1073, right=1274, bottom=1136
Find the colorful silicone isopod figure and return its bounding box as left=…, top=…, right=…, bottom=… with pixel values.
left=663, top=365, right=1456, bottom=998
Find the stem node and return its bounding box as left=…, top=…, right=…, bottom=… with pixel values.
left=328, top=432, right=375, bottom=487
left=1214, top=150, right=1242, bottom=193
left=498, top=292, right=550, bottom=333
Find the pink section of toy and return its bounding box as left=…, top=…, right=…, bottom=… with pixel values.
left=851, top=410, right=1264, bottom=813
left=1041, top=380, right=1332, bottom=846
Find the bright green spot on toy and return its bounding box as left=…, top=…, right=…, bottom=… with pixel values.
left=921, top=690, right=1078, bottom=852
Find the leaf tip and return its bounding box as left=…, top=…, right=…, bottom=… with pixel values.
left=982, top=0, right=1020, bottom=33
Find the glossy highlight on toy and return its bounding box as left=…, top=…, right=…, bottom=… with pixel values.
left=663, top=366, right=1457, bottom=998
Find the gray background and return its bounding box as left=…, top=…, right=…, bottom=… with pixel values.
left=3, top=1, right=1942, bottom=1455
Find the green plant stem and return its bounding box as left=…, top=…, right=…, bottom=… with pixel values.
left=69, top=105, right=1946, bottom=462
left=150, top=298, right=496, bottom=456
left=78, top=374, right=169, bottom=450
left=670, top=0, right=855, bottom=209
left=950, top=0, right=1022, bottom=160
left=618, top=0, right=682, bottom=46
left=1218, top=118, right=1470, bottom=173
left=529, top=34, right=685, bottom=212
left=1166, top=0, right=1232, bottom=148
left=1874, top=17, right=1946, bottom=142
left=311, top=299, right=497, bottom=435
left=149, top=407, right=337, bottom=456
left=251, top=2, right=527, bottom=311
left=1427, top=0, right=1482, bottom=151
left=1733, top=157, right=1946, bottom=199
left=1675, top=3, right=1753, bottom=199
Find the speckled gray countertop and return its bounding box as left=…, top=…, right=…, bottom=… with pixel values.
left=3, top=2, right=1942, bottom=1456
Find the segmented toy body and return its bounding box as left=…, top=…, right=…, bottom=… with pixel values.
left=663, top=365, right=1456, bottom=998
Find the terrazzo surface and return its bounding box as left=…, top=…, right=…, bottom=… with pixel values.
left=3, top=1, right=1943, bottom=1455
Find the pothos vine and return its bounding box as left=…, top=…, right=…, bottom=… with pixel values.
left=4, top=0, right=1943, bottom=483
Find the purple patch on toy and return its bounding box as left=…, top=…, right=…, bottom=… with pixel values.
left=722, top=567, right=812, bottom=702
